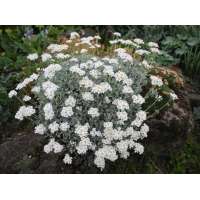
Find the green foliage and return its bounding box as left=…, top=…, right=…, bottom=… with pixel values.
left=183, top=47, right=200, bottom=76
left=168, top=133, right=200, bottom=173
left=161, top=29, right=200, bottom=76
left=0, top=26, right=78, bottom=125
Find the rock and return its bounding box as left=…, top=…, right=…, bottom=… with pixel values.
left=0, top=132, right=44, bottom=173
left=146, top=89, right=194, bottom=154
left=188, top=93, right=200, bottom=107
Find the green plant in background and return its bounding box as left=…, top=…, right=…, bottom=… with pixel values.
left=0, top=26, right=79, bottom=125
left=161, top=31, right=200, bottom=76
left=183, top=46, right=200, bottom=76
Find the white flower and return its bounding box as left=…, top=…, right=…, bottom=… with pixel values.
left=104, top=96, right=111, bottom=104
left=27, top=53, right=38, bottom=61
left=44, top=138, right=64, bottom=154
left=115, top=71, right=128, bottom=82
left=150, top=47, right=160, bottom=54
left=148, top=42, right=159, bottom=48
left=109, top=40, right=119, bottom=45
left=123, top=78, right=133, bottom=86
left=95, top=145, right=118, bottom=163
left=80, top=49, right=88, bottom=54
left=66, top=39, right=72, bottom=44
left=112, top=99, right=129, bottom=110
left=16, top=77, right=33, bottom=90
left=65, top=96, right=76, bottom=107
left=79, top=76, right=94, bottom=88
left=31, top=86, right=41, bottom=94
left=69, top=57, right=79, bottom=63
left=47, top=44, right=68, bottom=53
left=103, top=122, right=113, bottom=128
left=94, top=60, right=103, bottom=68
left=34, top=124, right=46, bottom=135
left=75, top=123, right=89, bottom=138
left=8, top=90, right=17, bottom=98
left=61, top=106, right=74, bottom=118
left=23, top=95, right=31, bottom=102
left=94, top=35, right=101, bottom=40
left=49, top=121, right=59, bottom=134
left=142, top=60, right=153, bottom=69
left=134, top=143, right=144, bottom=154
left=63, top=154, right=72, bottom=164
left=15, top=106, right=36, bottom=121
left=117, top=52, right=133, bottom=63
left=79, top=63, right=89, bottom=69
left=43, top=103, right=54, bottom=120
left=91, top=82, right=112, bottom=94
left=90, top=128, right=102, bottom=137
left=132, top=94, right=145, bottom=104
left=157, top=95, right=163, bottom=102
left=56, top=53, right=70, bottom=59
left=117, top=111, right=128, bottom=121
left=43, top=64, right=62, bottom=79
left=82, top=92, right=94, bottom=101
left=135, top=49, right=150, bottom=55
left=53, top=141, right=64, bottom=153
left=42, top=81, right=59, bottom=100
left=134, top=38, right=144, bottom=45
left=76, top=137, right=92, bottom=154
left=140, top=123, right=149, bottom=138
left=137, top=110, right=147, bottom=121
left=103, top=65, right=115, bottom=77
left=70, top=65, right=85, bottom=76
left=170, top=92, right=178, bottom=100
left=113, top=32, right=121, bottom=37
left=132, top=111, right=147, bottom=127
left=114, top=48, right=126, bottom=54
left=122, top=86, right=134, bottom=94
left=88, top=107, right=100, bottom=118
left=30, top=73, right=39, bottom=81
left=43, top=139, right=54, bottom=153
left=94, top=156, right=105, bottom=170
left=41, top=53, right=52, bottom=62
left=70, top=32, right=80, bottom=40
left=109, top=58, right=118, bottom=65
left=80, top=36, right=94, bottom=45
left=150, top=75, right=163, bottom=87
left=116, top=140, right=129, bottom=159
left=60, top=122, right=70, bottom=131
left=95, top=44, right=101, bottom=48
left=89, top=69, right=100, bottom=79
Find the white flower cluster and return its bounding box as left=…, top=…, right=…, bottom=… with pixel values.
left=150, top=75, right=163, bottom=87
left=15, top=73, right=38, bottom=90
left=109, top=35, right=161, bottom=58
left=47, top=44, right=68, bottom=53
left=42, top=81, right=59, bottom=100
left=44, top=138, right=64, bottom=153
left=15, top=106, right=35, bottom=120
left=8, top=90, right=17, bottom=98
left=11, top=32, right=179, bottom=170
left=27, top=53, right=38, bottom=61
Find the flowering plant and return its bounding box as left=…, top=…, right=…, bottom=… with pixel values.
left=9, top=32, right=178, bottom=170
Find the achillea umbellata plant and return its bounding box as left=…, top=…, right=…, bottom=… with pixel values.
left=9, top=32, right=178, bottom=170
